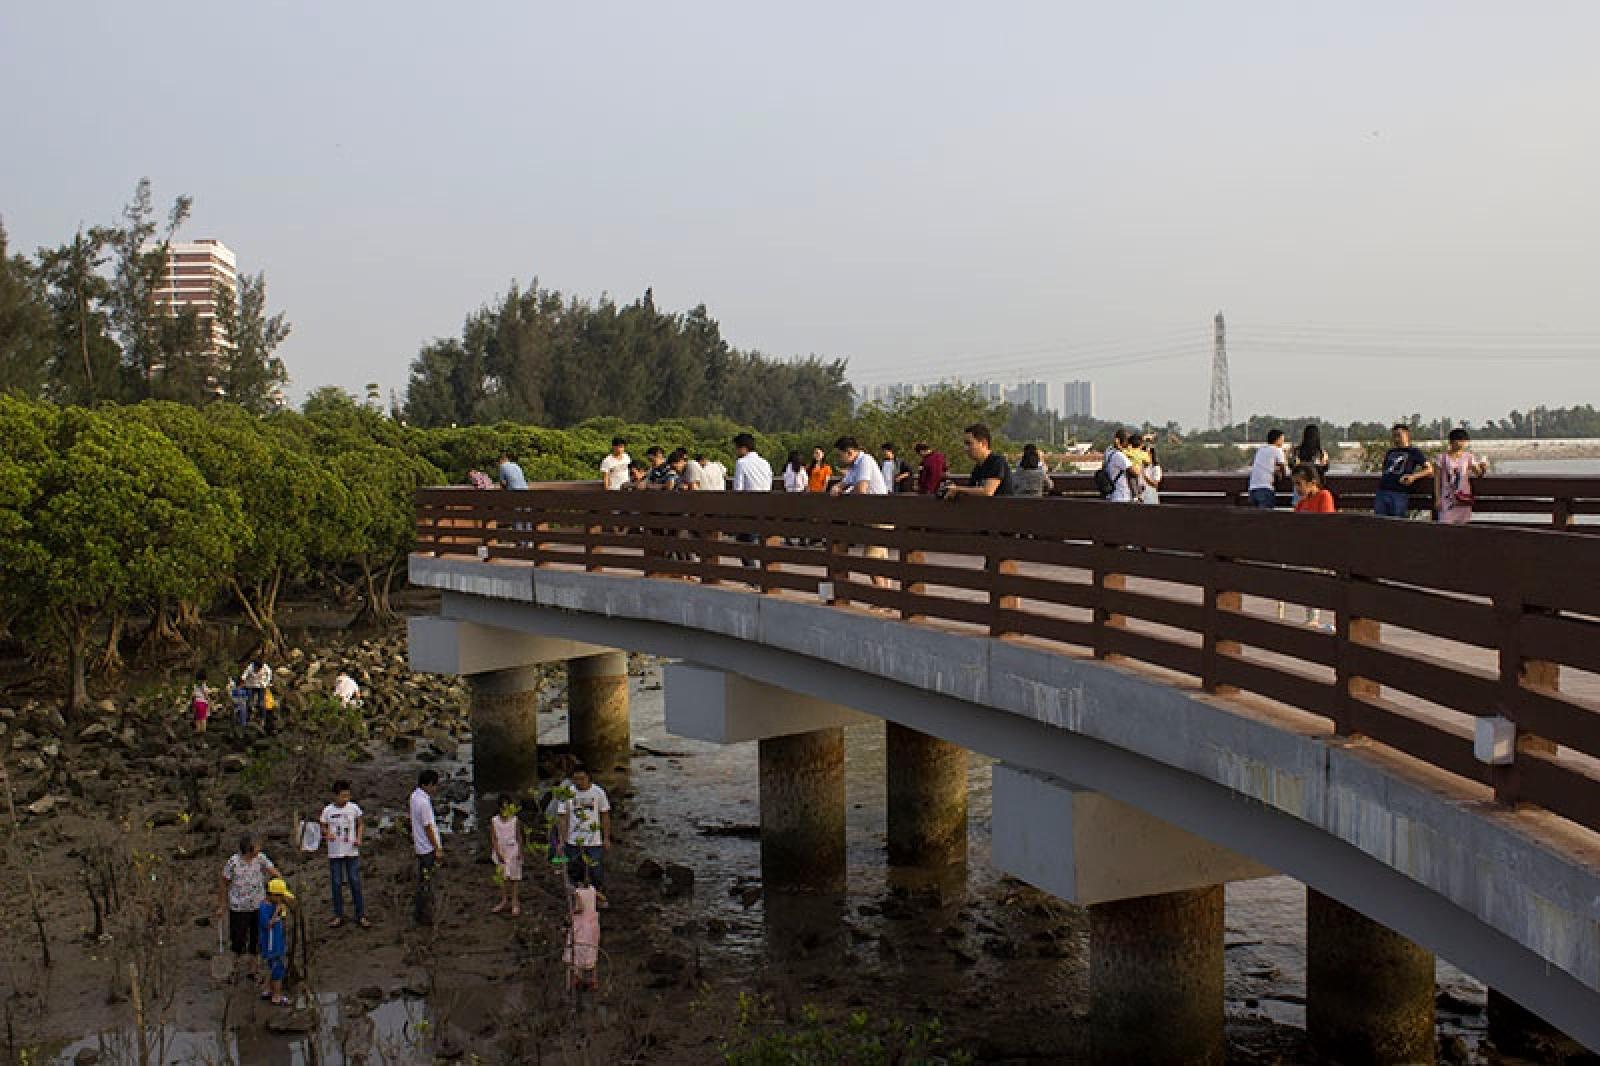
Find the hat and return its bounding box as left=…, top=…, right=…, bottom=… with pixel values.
left=267, top=878, right=295, bottom=902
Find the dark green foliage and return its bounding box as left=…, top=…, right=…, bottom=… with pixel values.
left=402, top=282, right=851, bottom=432
left=0, top=220, right=53, bottom=397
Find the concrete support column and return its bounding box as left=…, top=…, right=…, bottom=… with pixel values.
left=467, top=666, right=543, bottom=797
left=1487, top=989, right=1584, bottom=1060
left=759, top=728, right=845, bottom=893
left=1090, top=886, right=1224, bottom=1066
left=1306, top=889, right=1435, bottom=1064
left=886, top=723, right=967, bottom=867
left=567, top=652, right=630, bottom=768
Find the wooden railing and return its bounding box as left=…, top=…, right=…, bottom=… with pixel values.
left=416, top=485, right=1600, bottom=836
left=1046, top=473, right=1600, bottom=529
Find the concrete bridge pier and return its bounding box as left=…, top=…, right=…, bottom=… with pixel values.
left=408, top=616, right=612, bottom=798
left=567, top=651, right=631, bottom=769
left=663, top=662, right=868, bottom=894
left=886, top=723, right=967, bottom=868
left=760, top=728, right=846, bottom=892
left=1306, top=889, right=1435, bottom=1064
left=991, top=766, right=1272, bottom=1066
left=467, top=666, right=544, bottom=796
left=1091, top=886, right=1225, bottom=1065
left=1487, top=989, right=1587, bottom=1060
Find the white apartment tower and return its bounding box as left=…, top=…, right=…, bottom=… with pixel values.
left=154, top=238, right=238, bottom=353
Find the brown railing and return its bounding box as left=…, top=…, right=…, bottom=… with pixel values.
left=1046, top=473, right=1600, bottom=529
left=416, top=485, right=1600, bottom=836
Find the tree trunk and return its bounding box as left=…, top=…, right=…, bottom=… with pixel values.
left=65, top=618, right=92, bottom=723
left=231, top=575, right=283, bottom=657
left=95, top=610, right=126, bottom=675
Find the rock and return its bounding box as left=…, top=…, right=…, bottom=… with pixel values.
left=266, top=1009, right=317, bottom=1033
left=705, top=918, right=727, bottom=938
left=220, top=754, right=249, bottom=773
left=636, top=859, right=664, bottom=881
left=25, top=796, right=57, bottom=816
left=149, top=810, right=181, bottom=828
left=95, top=699, right=118, bottom=714
left=74, top=1049, right=102, bottom=1065
left=78, top=723, right=111, bottom=743
left=1439, top=1034, right=1470, bottom=1065
left=737, top=886, right=762, bottom=908
left=1435, top=989, right=1482, bottom=1015
left=644, top=951, right=686, bottom=976
left=663, top=863, right=695, bottom=891
left=225, top=792, right=254, bottom=812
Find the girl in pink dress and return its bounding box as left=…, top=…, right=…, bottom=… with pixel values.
left=489, top=796, right=523, bottom=916
left=1436, top=429, right=1487, bottom=526
left=564, top=883, right=602, bottom=990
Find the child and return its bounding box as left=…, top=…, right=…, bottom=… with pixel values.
left=490, top=795, right=524, bottom=916
left=258, top=878, right=294, bottom=1006
left=320, top=780, right=368, bottom=929
left=229, top=678, right=250, bottom=731
left=564, top=881, right=603, bottom=991
left=1291, top=465, right=1336, bottom=632
left=1436, top=428, right=1487, bottom=526
left=191, top=669, right=211, bottom=735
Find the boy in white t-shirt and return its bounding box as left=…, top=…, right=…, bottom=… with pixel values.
left=599, top=437, right=632, bottom=490
left=320, top=779, right=368, bottom=928
left=556, top=766, right=611, bottom=890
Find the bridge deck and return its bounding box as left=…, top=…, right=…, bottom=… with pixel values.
left=415, top=487, right=1600, bottom=841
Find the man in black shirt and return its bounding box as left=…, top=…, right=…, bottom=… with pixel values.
left=943, top=423, right=1014, bottom=500
left=1374, top=424, right=1432, bottom=517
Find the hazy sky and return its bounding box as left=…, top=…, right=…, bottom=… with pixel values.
left=4, top=2, right=1598, bottom=427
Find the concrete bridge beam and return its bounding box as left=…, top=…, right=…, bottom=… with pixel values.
left=990, top=766, right=1271, bottom=904
left=567, top=652, right=631, bottom=769
left=760, top=728, right=846, bottom=893
left=408, top=614, right=606, bottom=676
left=886, top=723, right=968, bottom=868
left=466, top=666, right=544, bottom=798
left=662, top=661, right=868, bottom=743
left=1090, top=886, right=1225, bottom=1066
left=1307, top=889, right=1435, bottom=1064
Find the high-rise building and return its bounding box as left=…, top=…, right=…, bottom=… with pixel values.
left=1004, top=381, right=1049, bottom=412
left=1061, top=380, right=1095, bottom=419
left=154, top=238, right=237, bottom=353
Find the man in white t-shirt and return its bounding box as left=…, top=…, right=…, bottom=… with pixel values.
left=831, top=436, right=893, bottom=588
left=556, top=766, right=611, bottom=889
left=320, top=779, right=367, bottom=927
left=1247, top=429, right=1289, bottom=509
left=410, top=768, right=442, bottom=924
left=730, top=433, right=773, bottom=569
left=697, top=454, right=726, bottom=491
left=599, top=437, right=632, bottom=490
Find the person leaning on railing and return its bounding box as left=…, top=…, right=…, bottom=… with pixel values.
left=731, top=433, right=773, bottom=569
left=831, top=436, right=894, bottom=590
left=941, top=424, right=1014, bottom=500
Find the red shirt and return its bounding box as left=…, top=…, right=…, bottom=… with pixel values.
left=1295, top=489, right=1336, bottom=513
left=916, top=451, right=947, bottom=494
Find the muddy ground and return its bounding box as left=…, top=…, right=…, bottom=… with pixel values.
left=0, top=596, right=1497, bottom=1064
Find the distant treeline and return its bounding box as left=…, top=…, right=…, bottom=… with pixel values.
left=402, top=283, right=852, bottom=433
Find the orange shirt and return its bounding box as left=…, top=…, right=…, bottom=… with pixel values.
left=807, top=464, right=832, bottom=492
left=1295, top=489, right=1336, bottom=513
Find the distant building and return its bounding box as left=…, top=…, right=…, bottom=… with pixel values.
left=1062, top=380, right=1095, bottom=419
left=1004, top=381, right=1049, bottom=412
left=154, top=238, right=237, bottom=354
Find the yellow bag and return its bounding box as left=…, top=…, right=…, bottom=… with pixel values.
left=263, top=689, right=277, bottom=711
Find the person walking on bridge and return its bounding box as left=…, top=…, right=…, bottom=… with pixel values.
left=731, top=433, right=772, bottom=569
left=913, top=442, right=946, bottom=495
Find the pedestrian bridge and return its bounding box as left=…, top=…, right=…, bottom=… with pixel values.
left=410, top=485, right=1600, bottom=1056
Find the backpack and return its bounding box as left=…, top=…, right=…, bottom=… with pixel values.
left=1093, top=460, right=1116, bottom=498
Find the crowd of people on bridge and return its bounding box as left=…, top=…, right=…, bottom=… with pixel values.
left=529, top=423, right=1489, bottom=524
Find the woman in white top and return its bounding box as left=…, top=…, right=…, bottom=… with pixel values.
left=1139, top=444, right=1163, bottom=505
left=781, top=450, right=808, bottom=493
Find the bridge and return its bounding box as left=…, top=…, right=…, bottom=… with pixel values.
left=408, top=478, right=1600, bottom=1063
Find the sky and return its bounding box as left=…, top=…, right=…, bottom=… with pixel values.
left=3, top=1, right=1599, bottom=428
